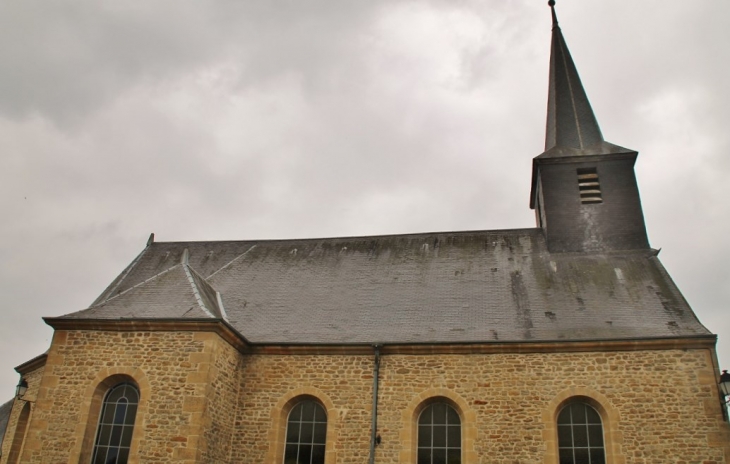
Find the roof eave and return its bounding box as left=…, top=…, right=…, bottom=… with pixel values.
left=15, top=352, right=48, bottom=374
left=43, top=317, right=252, bottom=353
left=251, top=334, right=717, bottom=355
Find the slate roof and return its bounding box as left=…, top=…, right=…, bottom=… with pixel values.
left=76, top=261, right=224, bottom=320
left=0, top=399, right=12, bottom=451
left=56, top=228, right=710, bottom=344
left=49, top=4, right=712, bottom=347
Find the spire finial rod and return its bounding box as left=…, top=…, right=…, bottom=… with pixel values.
left=548, top=0, right=559, bottom=29
left=543, top=0, right=605, bottom=151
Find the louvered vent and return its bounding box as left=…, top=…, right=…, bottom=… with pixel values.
left=577, top=167, right=602, bottom=204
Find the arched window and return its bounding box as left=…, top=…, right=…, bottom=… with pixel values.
left=557, top=401, right=605, bottom=464
left=284, top=400, right=327, bottom=464
left=417, top=402, right=461, bottom=464
left=90, top=382, right=139, bottom=464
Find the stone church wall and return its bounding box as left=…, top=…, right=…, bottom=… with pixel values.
left=0, top=364, right=43, bottom=464
left=8, top=330, right=215, bottom=464
left=235, top=347, right=729, bottom=464
left=3, top=328, right=729, bottom=463
left=236, top=353, right=375, bottom=463
left=198, top=333, right=244, bottom=463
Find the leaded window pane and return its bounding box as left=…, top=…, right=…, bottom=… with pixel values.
left=559, top=448, right=574, bottom=464
left=300, top=421, right=314, bottom=444
left=417, top=403, right=461, bottom=464
left=312, top=445, right=326, bottom=462
left=585, top=407, right=601, bottom=424
left=557, top=402, right=605, bottom=464
left=284, top=400, right=327, bottom=464
left=419, top=425, right=431, bottom=447
left=101, top=403, right=116, bottom=424
left=117, top=448, right=130, bottom=464
left=588, top=425, right=603, bottom=446
left=558, top=425, right=572, bottom=445
left=91, top=383, right=139, bottom=464
left=287, top=422, right=300, bottom=443
left=570, top=404, right=587, bottom=424
left=447, top=425, right=460, bottom=448
left=432, top=403, right=447, bottom=424
left=313, top=422, right=327, bottom=444
left=573, top=425, right=588, bottom=447
left=574, top=448, right=589, bottom=462
left=590, top=448, right=606, bottom=464
left=433, top=425, right=446, bottom=447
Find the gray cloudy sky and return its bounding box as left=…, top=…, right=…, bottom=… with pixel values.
left=1, top=0, right=729, bottom=398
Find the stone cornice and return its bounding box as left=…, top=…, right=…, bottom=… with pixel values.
left=41, top=317, right=717, bottom=357
left=251, top=336, right=717, bottom=355
left=15, top=352, right=49, bottom=374
left=43, top=317, right=251, bottom=354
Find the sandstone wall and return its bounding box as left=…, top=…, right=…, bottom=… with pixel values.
left=235, top=348, right=730, bottom=464
left=198, top=335, right=243, bottom=463
left=235, top=353, right=375, bottom=463
left=0, top=364, right=43, bottom=464
left=8, top=327, right=730, bottom=464
left=15, top=330, right=216, bottom=464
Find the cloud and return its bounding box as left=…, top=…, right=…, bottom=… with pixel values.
left=0, top=0, right=729, bottom=398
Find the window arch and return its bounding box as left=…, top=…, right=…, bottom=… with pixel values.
left=90, top=382, right=139, bottom=464
left=417, top=402, right=461, bottom=464
left=557, top=401, right=605, bottom=464
left=283, top=399, right=327, bottom=464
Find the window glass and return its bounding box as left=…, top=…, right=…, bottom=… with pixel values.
left=91, top=383, right=139, bottom=464
left=557, top=402, right=605, bottom=464
left=417, top=402, right=461, bottom=464
left=284, top=400, right=327, bottom=464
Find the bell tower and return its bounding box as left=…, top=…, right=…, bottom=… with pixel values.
left=530, top=1, right=649, bottom=253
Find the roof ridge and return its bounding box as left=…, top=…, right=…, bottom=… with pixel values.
left=91, top=245, right=151, bottom=306
left=90, top=263, right=182, bottom=307
left=154, top=228, right=546, bottom=247
left=544, top=1, right=604, bottom=152
left=184, top=264, right=219, bottom=319
left=207, top=244, right=257, bottom=279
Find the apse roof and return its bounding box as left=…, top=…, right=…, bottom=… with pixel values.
left=55, top=229, right=711, bottom=344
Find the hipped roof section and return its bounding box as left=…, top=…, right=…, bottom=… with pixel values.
left=56, top=230, right=711, bottom=344
left=73, top=255, right=225, bottom=321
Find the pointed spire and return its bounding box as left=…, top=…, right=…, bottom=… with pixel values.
left=549, top=0, right=558, bottom=28
left=544, top=0, right=604, bottom=152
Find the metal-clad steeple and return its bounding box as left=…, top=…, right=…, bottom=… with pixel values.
left=544, top=0, right=603, bottom=151
left=530, top=2, right=648, bottom=253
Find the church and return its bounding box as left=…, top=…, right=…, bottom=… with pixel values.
left=2, top=3, right=729, bottom=463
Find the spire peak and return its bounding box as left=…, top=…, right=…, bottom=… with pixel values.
left=543, top=4, right=604, bottom=153
left=548, top=0, right=558, bottom=28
